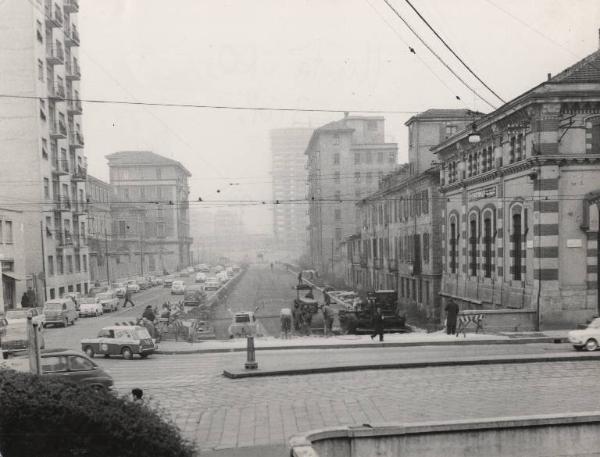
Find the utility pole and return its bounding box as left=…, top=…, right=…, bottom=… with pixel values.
left=104, top=226, right=110, bottom=285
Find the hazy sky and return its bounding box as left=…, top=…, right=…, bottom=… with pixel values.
left=79, top=0, right=600, bottom=234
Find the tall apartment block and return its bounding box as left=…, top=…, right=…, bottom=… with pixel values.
left=306, top=116, right=398, bottom=278
left=106, top=151, right=192, bottom=275
left=270, top=128, right=313, bottom=260
left=0, top=0, right=89, bottom=303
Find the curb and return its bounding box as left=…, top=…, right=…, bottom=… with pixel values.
left=155, top=336, right=567, bottom=355
left=222, top=351, right=600, bottom=379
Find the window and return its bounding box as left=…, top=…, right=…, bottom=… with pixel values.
left=450, top=219, right=457, bottom=274
left=83, top=254, right=87, bottom=272
left=66, top=255, right=73, bottom=274
left=42, top=356, right=68, bottom=373
left=469, top=218, right=477, bottom=276
left=335, top=228, right=342, bottom=241
left=422, top=190, right=429, bottom=214
left=4, top=221, right=12, bottom=244
left=333, top=133, right=340, bottom=145
left=49, top=288, right=55, bottom=299
left=47, top=256, right=54, bottom=276
left=354, top=172, right=361, bottom=183
left=366, top=172, right=372, bottom=183
left=334, top=171, right=340, bottom=183
left=44, top=178, right=50, bottom=198
left=118, top=221, right=126, bottom=236
left=75, top=254, right=80, bottom=272
left=334, top=209, right=341, bottom=221
left=483, top=213, right=493, bottom=278
left=377, top=151, right=384, bottom=163
left=445, top=125, right=458, bottom=139
left=388, top=151, right=396, bottom=164
left=355, top=188, right=361, bottom=198
left=423, top=232, right=430, bottom=263
left=38, top=59, right=43, bottom=81
left=512, top=211, right=522, bottom=280
left=45, top=216, right=52, bottom=236
left=591, top=117, right=600, bottom=153
left=366, top=151, right=373, bottom=164
left=334, top=191, right=341, bottom=201
left=333, top=153, right=340, bottom=165
left=354, top=152, right=361, bottom=165
left=40, top=100, right=47, bottom=122
left=69, top=356, right=94, bottom=371
left=156, top=168, right=162, bottom=179
left=57, top=255, right=64, bottom=275
left=36, top=20, right=43, bottom=42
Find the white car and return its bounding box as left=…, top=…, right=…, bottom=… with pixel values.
left=78, top=298, right=104, bottom=317
left=195, top=272, right=207, bottom=283
left=171, top=280, right=186, bottom=295
left=204, top=279, right=220, bottom=291
left=568, top=318, right=600, bottom=351
left=5, top=308, right=45, bottom=327
left=96, top=291, right=119, bottom=312
left=126, top=280, right=140, bottom=293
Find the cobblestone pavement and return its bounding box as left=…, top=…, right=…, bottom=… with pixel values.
left=101, top=352, right=600, bottom=453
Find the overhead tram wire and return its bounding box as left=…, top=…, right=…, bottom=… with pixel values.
left=403, top=0, right=505, bottom=104
left=381, top=0, right=497, bottom=110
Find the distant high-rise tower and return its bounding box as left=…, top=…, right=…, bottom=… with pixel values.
left=270, top=128, right=313, bottom=260
left=0, top=0, right=90, bottom=301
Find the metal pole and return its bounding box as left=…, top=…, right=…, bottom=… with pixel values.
left=27, top=316, right=42, bottom=375
left=244, top=335, right=258, bottom=369
left=39, top=221, right=47, bottom=302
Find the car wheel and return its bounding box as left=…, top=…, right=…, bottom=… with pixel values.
left=574, top=345, right=584, bottom=351
left=121, top=347, right=133, bottom=360
left=84, top=346, right=95, bottom=358
left=140, top=353, right=149, bottom=359
left=585, top=339, right=598, bottom=351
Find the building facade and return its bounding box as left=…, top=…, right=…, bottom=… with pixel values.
left=433, top=48, right=600, bottom=330
left=347, top=110, right=476, bottom=324
left=271, top=128, right=313, bottom=260
left=0, top=209, right=26, bottom=314
left=306, top=116, right=397, bottom=279
left=106, top=151, right=192, bottom=275
left=0, top=0, right=90, bottom=302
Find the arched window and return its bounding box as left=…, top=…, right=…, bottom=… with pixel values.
left=510, top=204, right=526, bottom=281
left=482, top=208, right=496, bottom=278
left=449, top=215, right=458, bottom=274
left=468, top=212, right=479, bottom=277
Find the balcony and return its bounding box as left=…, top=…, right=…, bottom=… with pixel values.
left=69, top=131, right=84, bottom=149
left=54, top=197, right=72, bottom=212
left=64, top=25, right=80, bottom=47
left=64, top=0, right=79, bottom=13
left=388, top=258, right=398, bottom=272
left=49, top=121, right=67, bottom=139
left=48, top=83, right=65, bottom=101
left=72, top=165, right=87, bottom=181
left=373, top=258, right=383, bottom=269
left=58, top=231, right=74, bottom=247
left=51, top=158, right=69, bottom=176
left=45, top=3, right=63, bottom=27
left=46, top=45, right=64, bottom=65
left=65, top=61, right=81, bottom=80
left=67, top=98, right=82, bottom=115
left=72, top=200, right=87, bottom=215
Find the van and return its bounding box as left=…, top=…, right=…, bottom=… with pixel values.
left=43, top=298, right=78, bottom=328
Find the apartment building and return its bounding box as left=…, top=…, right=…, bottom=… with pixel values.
left=271, top=128, right=313, bottom=260
left=433, top=46, right=600, bottom=329
left=306, top=115, right=397, bottom=279
left=106, top=151, right=192, bottom=275
left=0, top=0, right=89, bottom=301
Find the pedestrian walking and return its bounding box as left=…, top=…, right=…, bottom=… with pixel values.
left=297, top=270, right=303, bottom=285
left=123, top=288, right=135, bottom=307
left=445, top=299, right=459, bottom=335
left=20, top=292, right=29, bottom=308
left=370, top=307, right=385, bottom=342
left=280, top=308, right=292, bottom=339
left=142, top=305, right=155, bottom=322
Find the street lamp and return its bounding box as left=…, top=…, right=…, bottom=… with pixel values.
left=467, top=122, right=481, bottom=144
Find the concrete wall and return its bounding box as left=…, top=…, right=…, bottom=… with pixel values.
left=291, top=413, right=600, bottom=457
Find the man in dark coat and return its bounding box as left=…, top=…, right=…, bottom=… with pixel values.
left=370, top=307, right=385, bottom=342
left=445, top=299, right=459, bottom=335
left=123, top=289, right=135, bottom=307
left=142, top=305, right=155, bottom=322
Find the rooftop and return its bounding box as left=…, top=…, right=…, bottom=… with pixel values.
left=405, top=109, right=483, bottom=125
left=106, top=151, right=192, bottom=176
left=550, top=49, right=600, bottom=83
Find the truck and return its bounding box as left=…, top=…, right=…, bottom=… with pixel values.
left=338, top=290, right=408, bottom=335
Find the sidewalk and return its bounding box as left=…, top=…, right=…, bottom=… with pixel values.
left=156, top=329, right=569, bottom=355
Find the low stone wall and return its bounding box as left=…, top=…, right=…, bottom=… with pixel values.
left=463, top=308, right=538, bottom=333
left=290, top=413, right=600, bottom=457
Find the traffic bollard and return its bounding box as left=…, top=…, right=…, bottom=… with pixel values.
left=244, top=335, right=258, bottom=370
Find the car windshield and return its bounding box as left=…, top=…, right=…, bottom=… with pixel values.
left=79, top=297, right=98, bottom=304
left=97, top=293, right=112, bottom=300
left=173, top=281, right=184, bottom=286
left=6, top=310, right=27, bottom=319
left=235, top=314, right=251, bottom=323
left=588, top=318, right=600, bottom=329
left=135, top=328, right=151, bottom=339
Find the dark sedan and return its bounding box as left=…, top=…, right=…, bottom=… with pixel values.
left=40, top=349, right=114, bottom=391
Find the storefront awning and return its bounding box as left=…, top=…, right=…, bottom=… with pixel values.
left=3, top=272, right=24, bottom=281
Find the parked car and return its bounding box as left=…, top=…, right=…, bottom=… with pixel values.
left=195, top=272, right=207, bottom=283
left=153, top=277, right=164, bottom=286
left=232, top=265, right=240, bottom=272
left=184, top=285, right=206, bottom=306
left=78, top=297, right=104, bottom=317
left=87, top=286, right=110, bottom=298
left=81, top=325, right=156, bottom=360
left=43, top=298, right=78, bottom=328
left=568, top=318, right=600, bottom=351
left=226, top=267, right=234, bottom=278
left=171, top=280, right=186, bottom=295
left=163, top=276, right=175, bottom=288
left=2, top=310, right=45, bottom=357
left=112, top=282, right=127, bottom=298
left=5, top=308, right=45, bottom=327
left=96, top=291, right=119, bottom=312
left=126, top=280, right=140, bottom=293
left=204, top=278, right=220, bottom=291
left=214, top=265, right=224, bottom=273
left=216, top=271, right=229, bottom=284
left=198, top=264, right=210, bottom=273
left=63, top=292, right=81, bottom=311
left=228, top=311, right=262, bottom=338
left=41, top=349, right=113, bottom=390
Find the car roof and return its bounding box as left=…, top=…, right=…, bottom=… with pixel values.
left=41, top=348, right=88, bottom=357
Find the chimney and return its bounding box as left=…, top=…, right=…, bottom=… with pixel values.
left=547, top=73, right=552, bottom=81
